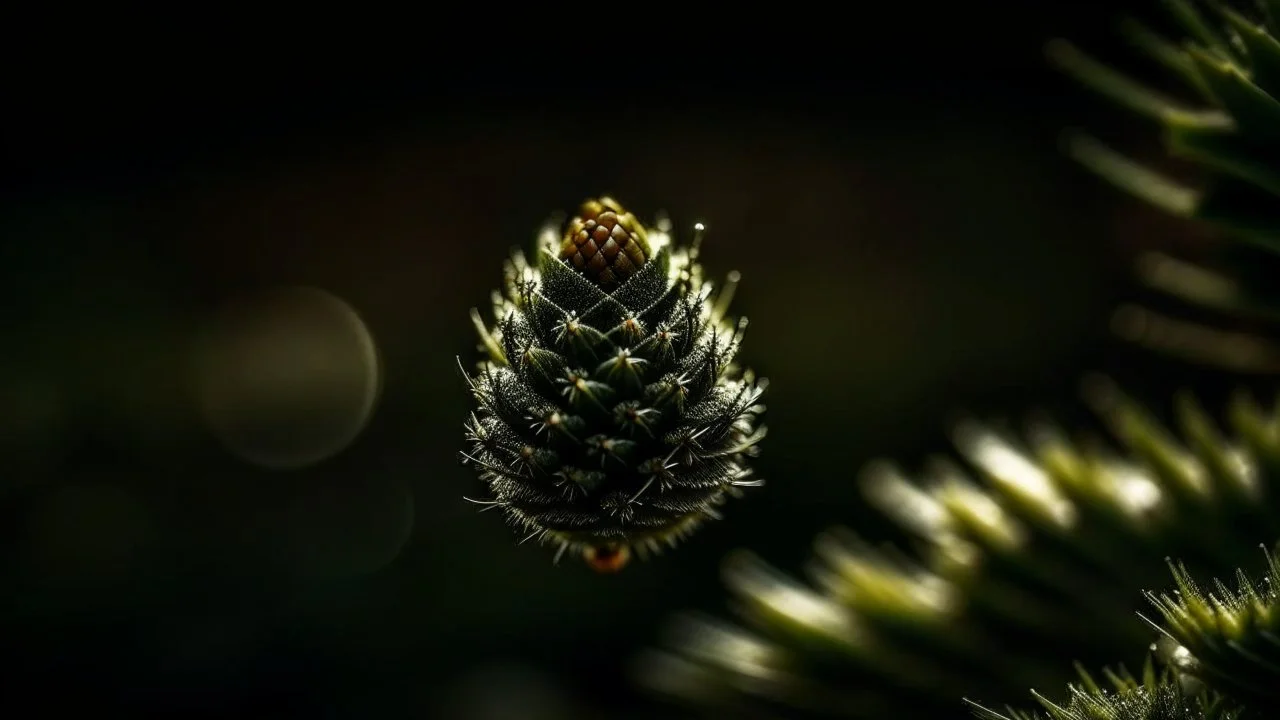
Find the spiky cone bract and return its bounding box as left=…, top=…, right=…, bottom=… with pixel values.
left=1145, top=544, right=1280, bottom=708
left=967, top=659, right=1245, bottom=720
left=460, top=197, right=766, bottom=570
left=639, top=380, right=1280, bottom=717
left=1050, top=0, right=1280, bottom=374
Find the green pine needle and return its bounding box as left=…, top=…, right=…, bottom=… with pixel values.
left=639, top=382, right=1280, bottom=717
left=635, top=2, right=1280, bottom=717
left=1048, top=1, right=1280, bottom=375
left=1060, top=131, right=1201, bottom=216
left=965, top=660, right=1243, bottom=720
left=1146, top=545, right=1280, bottom=705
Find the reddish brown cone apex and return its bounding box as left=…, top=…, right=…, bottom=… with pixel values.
left=584, top=543, right=631, bottom=573
left=559, top=197, right=651, bottom=289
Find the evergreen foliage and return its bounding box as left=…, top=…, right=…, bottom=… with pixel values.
left=637, top=2, right=1280, bottom=717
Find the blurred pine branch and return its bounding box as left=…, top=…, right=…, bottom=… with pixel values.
left=637, top=2, right=1280, bottom=718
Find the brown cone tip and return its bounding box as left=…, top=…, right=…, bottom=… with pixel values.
left=559, top=197, right=651, bottom=290
left=583, top=543, right=631, bottom=573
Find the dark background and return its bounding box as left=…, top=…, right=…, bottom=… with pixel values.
left=1, top=2, right=1261, bottom=718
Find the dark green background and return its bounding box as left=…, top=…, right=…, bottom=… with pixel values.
left=2, top=2, right=1261, bottom=717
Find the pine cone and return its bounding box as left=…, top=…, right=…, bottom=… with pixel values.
left=559, top=197, right=652, bottom=290
left=460, top=198, right=766, bottom=570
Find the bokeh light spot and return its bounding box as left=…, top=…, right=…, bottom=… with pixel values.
left=192, top=285, right=381, bottom=469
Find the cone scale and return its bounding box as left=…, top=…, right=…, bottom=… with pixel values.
left=460, top=197, right=766, bottom=571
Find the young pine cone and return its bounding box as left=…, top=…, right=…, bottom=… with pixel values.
left=559, top=198, right=651, bottom=290
left=460, top=197, right=767, bottom=571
